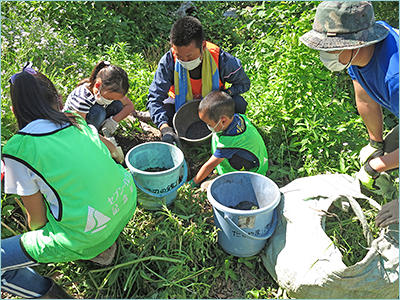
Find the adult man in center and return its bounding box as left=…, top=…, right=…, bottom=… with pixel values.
left=147, top=16, right=251, bottom=146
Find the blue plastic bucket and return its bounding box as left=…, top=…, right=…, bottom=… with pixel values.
left=207, top=171, right=280, bottom=257
left=125, top=142, right=187, bottom=210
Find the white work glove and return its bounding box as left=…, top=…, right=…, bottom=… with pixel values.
left=102, top=117, right=118, bottom=135
left=111, top=146, right=124, bottom=164
left=359, top=138, right=384, bottom=166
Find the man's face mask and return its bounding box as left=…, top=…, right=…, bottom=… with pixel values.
left=177, top=51, right=202, bottom=71
left=319, top=49, right=360, bottom=72
left=319, top=50, right=345, bottom=71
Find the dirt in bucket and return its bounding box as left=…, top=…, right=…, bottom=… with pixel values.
left=185, top=120, right=211, bottom=139
left=229, top=201, right=259, bottom=210
left=144, top=167, right=169, bottom=172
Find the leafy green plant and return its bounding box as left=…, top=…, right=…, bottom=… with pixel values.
left=1, top=194, right=27, bottom=238
left=238, top=256, right=256, bottom=270
left=246, top=286, right=286, bottom=299
left=372, top=1, right=399, bottom=27
left=117, top=117, right=143, bottom=138
left=224, top=256, right=238, bottom=281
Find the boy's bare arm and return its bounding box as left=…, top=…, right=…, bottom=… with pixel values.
left=193, top=155, right=224, bottom=184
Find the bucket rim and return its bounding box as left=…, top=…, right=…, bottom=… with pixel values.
left=172, top=99, right=212, bottom=142
left=178, top=133, right=212, bottom=142
left=174, top=99, right=202, bottom=115
left=207, top=171, right=281, bottom=216
left=125, top=141, right=184, bottom=175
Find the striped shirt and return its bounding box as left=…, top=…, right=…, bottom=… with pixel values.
left=63, top=84, right=96, bottom=114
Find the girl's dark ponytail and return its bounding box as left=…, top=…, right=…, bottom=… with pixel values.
left=77, top=61, right=129, bottom=95
left=77, top=61, right=110, bottom=89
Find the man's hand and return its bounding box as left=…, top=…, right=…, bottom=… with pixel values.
left=220, top=88, right=232, bottom=96
left=356, top=163, right=380, bottom=190
left=359, top=138, right=384, bottom=166
left=376, top=199, right=399, bottom=227
left=161, top=126, right=181, bottom=148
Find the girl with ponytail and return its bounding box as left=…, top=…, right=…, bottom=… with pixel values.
left=64, top=61, right=135, bottom=136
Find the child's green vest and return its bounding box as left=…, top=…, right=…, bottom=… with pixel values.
left=211, top=114, right=268, bottom=175
left=3, top=118, right=137, bottom=263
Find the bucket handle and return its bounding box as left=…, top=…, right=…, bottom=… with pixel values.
left=132, top=160, right=188, bottom=198
left=223, top=209, right=278, bottom=241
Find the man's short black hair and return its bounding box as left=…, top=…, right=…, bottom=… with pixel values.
left=198, top=91, right=235, bottom=122
left=170, top=16, right=204, bottom=49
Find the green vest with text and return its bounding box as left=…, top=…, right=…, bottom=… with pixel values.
left=211, top=114, right=268, bottom=175
left=3, top=117, right=137, bottom=263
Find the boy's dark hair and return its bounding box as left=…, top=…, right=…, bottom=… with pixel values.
left=78, top=61, right=129, bottom=95
left=170, top=16, right=204, bottom=49
left=10, top=72, right=78, bottom=130
left=198, top=91, right=235, bottom=122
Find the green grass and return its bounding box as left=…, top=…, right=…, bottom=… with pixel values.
left=324, top=200, right=380, bottom=267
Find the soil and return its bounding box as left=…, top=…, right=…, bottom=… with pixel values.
left=144, top=167, right=169, bottom=172
left=115, top=131, right=160, bottom=161
left=185, top=120, right=211, bottom=140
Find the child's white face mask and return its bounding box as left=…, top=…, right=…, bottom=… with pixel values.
left=95, top=86, right=113, bottom=106
left=207, top=118, right=224, bottom=133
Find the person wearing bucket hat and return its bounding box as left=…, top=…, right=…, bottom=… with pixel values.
left=188, top=91, right=268, bottom=187
left=2, top=64, right=137, bottom=298
left=146, top=16, right=251, bottom=147
left=300, top=1, right=399, bottom=191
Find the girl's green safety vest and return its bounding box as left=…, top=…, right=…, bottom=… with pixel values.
left=3, top=116, right=137, bottom=263
left=211, top=114, right=268, bottom=175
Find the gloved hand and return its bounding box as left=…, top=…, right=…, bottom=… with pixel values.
left=356, top=162, right=380, bottom=190
left=111, top=146, right=124, bottom=164
left=359, top=138, right=384, bottom=166
left=161, top=126, right=181, bottom=148
left=102, top=117, right=118, bottom=135
left=376, top=199, right=399, bottom=227
left=187, top=179, right=199, bottom=188
left=220, top=88, right=232, bottom=96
